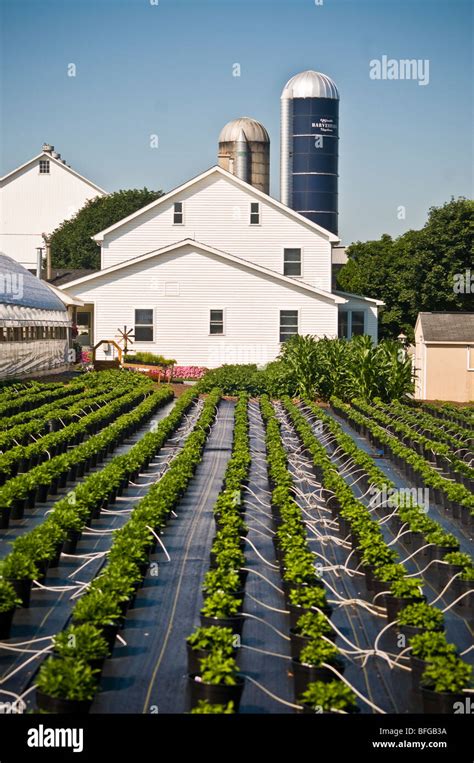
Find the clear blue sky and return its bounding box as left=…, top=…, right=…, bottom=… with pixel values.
left=1, top=0, right=472, bottom=245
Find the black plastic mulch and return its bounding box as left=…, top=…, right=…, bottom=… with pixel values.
left=91, top=399, right=236, bottom=714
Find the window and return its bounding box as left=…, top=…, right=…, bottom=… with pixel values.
left=279, top=310, right=298, bottom=343
left=134, top=309, right=154, bottom=341
left=283, top=248, right=302, bottom=277
left=250, top=202, right=260, bottom=225
left=173, top=202, right=183, bottom=224
left=339, top=310, right=365, bottom=338
left=210, top=309, right=224, bottom=335
left=39, top=159, right=50, bottom=174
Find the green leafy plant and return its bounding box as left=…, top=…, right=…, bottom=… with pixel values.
left=36, top=657, right=98, bottom=700
left=409, top=632, right=456, bottom=661
left=390, top=578, right=424, bottom=600
left=398, top=602, right=444, bottom=630
left=53, top=624, right=110, bottom=661
left=299, top=639, right=341, bottom=669
left=187, top=626, right=236, bottom=655
left=203, top=568, right=242, bottom=596
left=299, top=680, right=357, bottom=712
left=189, top=700, right=235, bottom=714
left=288, top=586, right=328, bottom=611
left=420, top=655, right=472, bottom=693
left=0, top=579, right=22, bottom=612
left=0, top=552, right=39, bottom=581
left=198, top=653, right=239, bottom=686
left=200, top=591, right=242, bottom=619
left=72, top=589, right=122, bottom=627
left=293, top=612, right=332, bottom=639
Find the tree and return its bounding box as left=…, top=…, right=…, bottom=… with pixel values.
left=50, top=188, right=164, bottom=269
left=337, top=198, right=474, bottom=340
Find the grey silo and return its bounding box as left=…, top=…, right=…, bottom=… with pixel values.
left=218, top=117, right=270, bottom=194
left=280, top=70, right=340, bottom=235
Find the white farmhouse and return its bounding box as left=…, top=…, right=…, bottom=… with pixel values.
left=60, top=166, right=382, bottom=368
left=0, top=144, right=105, bottom=270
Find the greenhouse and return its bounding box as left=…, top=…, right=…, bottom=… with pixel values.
left=0, top=255, right=71, bottom=378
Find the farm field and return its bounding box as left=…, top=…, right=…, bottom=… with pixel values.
left=0, top=372, right=472, bottom=715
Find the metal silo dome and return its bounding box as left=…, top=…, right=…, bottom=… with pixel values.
left=218, top=117, right=270, bottom=194
left=219, top=117, right=270, bottom=144
left=281, top=70, right=339, bottom=100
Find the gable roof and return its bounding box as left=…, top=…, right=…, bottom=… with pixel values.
left=59, top=238, right=346, bottom=304
left=417, top=312, right=474, bottom=343
left=0, top=152, right=106, bottom=194
left=91, top=165, right=340, bottom=243
left=334, top=289, right=385, bottom=306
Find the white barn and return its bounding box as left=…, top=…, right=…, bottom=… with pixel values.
left=60, top=166, right=381, bottom=368
left=0, top=144, right=105, bottom=270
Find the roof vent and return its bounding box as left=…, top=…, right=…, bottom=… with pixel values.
left=42, top=143, right=54, bottom=154
left=51, top=151, right=61, bottom=159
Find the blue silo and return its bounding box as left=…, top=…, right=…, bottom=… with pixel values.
left=280, top=70, right=339, bottom=235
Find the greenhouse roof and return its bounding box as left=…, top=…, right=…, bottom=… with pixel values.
left=0, top=255, right=67, bottom=312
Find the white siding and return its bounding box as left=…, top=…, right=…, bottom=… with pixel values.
left=67, top=244, right=338, bottom=367
left=101, top=174, right=332, bottom=292
left=0, top=158, right=103, bottom=268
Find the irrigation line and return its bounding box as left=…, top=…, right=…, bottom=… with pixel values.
left=240, top=673, right=302, bottom=710
left=246, top=592, right=289, bottom=614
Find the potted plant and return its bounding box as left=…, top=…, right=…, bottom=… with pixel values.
left=289, top=611, right=334, bottom=660
left=372, top=563, right=406, bottom=597
left=420, top=655, right=472, bottom=713
left=202, top=568, right=244, bottom=602
left=397, top=602, right=444, bottom=637
left=0, top=579, right=22, bottom=638
left=200, top=590, right=244, bottom=635
left=384, top=578, right=425, bottom=621
left=0, top=552, right=39, bottom=607
left=36, top=656, right=98, bottom=714
left=408, top=632, right=457, bottom=689
left=189, top=699, right=235, bottom=714
left=188, top=653, right=244, bottom=711
left=52, top=623, right=110, bottom=674
left=287, top=586, right=331, bottom=630
left=298, top=680, right=358, bottom=714
left=291, top=639, right=344, bottom=698
left=436, top=551, right=473, bottom=586
left=186, top=626, right=237, bottom=674
left=72, top=589, right=123, bottom=650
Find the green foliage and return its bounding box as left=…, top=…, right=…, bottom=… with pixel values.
left=200, top=590, right=241, bottom=619
left=398, top=602, right=444, bottom=630
left=50, top=188, right=164, bottom=269
left=409, top=632, right=457, bottom=661
left=72, top=589, right=122, bottom=627
left=203, top=568, right=242, bottom=596
left=294, top=612, right=332, bottom=639
left=299, top=639, right=341, bottom=668
left=187, top=626, right=236, bottom=655
left=124, top=352, right=176, bottom=367
left=37, top=657, right=98, bottom=701
left=288, top=586, right=328, bottom=611
left=0, top=579, right=22, bottom=612
left=337, top=198, right=474, bottom=339
left=53, top=624, right=110, bottom=661
left=199, top=365, right=265, bottom=395
left=299, top=680, right=357, bottom=712
left=0, top=552, right=39, bottom=581
left=189, top=700, right=235, bottom=714
left=420, top=655, right=472, bottom=693
left=390, top=578, right=424, bottom=600
left=197, top=653, right=239, bottom=686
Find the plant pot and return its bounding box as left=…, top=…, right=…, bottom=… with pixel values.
left=36, top=484, right=49, bottom=503
left=200, top=614, right=245, bottom=636
left=36, top=689, right=93, bottom=715
left=420, top=687, right=467, bottom=714
left=63, top=530, right=82, bottom=555
left=0, top=506, right=10, bottom=529
left=410, top=655, right=428, bottom=689
left=48, top=543, right=64, bottom=569
left=0, top=607, right=16, bottom=639
left=287, top=603, right=332, bottom=631
left=27, top=488, right=37, bottom=510
left=10, top=498, right=26, bottom=520
left=291, top=657, right=344, bottom=698
left=186, top=643, right=238, bottom=675
left=187, top=674, right=245, bottom=711
left=8, top=578, right=32, bottom=608
left=289, top=628, right=336, bottom=660
left=398, top=623, right=444, bottom=639
left=453, top=578, right=474, bottom=618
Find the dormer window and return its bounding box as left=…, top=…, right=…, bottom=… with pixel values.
left=39, top=159, right=50, bottom=174
left=173, top=202, right=183, bottom=224
left=250, top=202, right=260, bottom=225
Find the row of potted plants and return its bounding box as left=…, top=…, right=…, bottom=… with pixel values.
left=0, top=377, right=91, bottom=419
left=0, top=383, right=171, bottom=523
left=351, top=397, right=474, bottom=487
left=0, top=375, right=143, bottom=451
left=279, top=398, right=473, bottom=713
left=0, top=375, right=154, bottom=480
left=331, top=397, right=474, bottom=527
left=33, top=388, right=222, bottom=713
left=187, top=392, right=251, bottom=712
left=0, top=384, right=178, bottom=613
left=382, top=399, right=471, bottom=450
left=259, top=395, right=359, bottom=713
left=410, top=400, right=473, bottom=428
